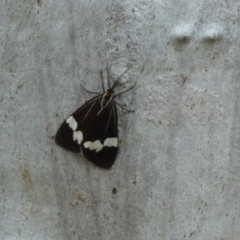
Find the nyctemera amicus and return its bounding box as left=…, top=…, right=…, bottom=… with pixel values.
left=55, top=67, right=135, bottom=169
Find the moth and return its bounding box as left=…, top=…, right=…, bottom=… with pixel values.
left=55, top=67, right=135, bottom=169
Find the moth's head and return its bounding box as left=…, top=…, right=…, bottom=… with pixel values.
left=106, top=88, right=115, bottom=94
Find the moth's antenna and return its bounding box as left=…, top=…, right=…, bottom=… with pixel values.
left=111, top=68, right=129, bottom=90
left=80, top=84, right=100, bottom=95
left=100, top=69, right=105, bottom=92
left=114, top=82, right=136, bottom=96
left=107, top=61, right=111, bottom=89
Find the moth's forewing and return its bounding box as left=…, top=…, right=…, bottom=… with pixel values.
left=55, top=95, right=118, bottom=169
left=55, top=96, right=101, bottom=153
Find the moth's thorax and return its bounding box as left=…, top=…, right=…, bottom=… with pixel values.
left=100, top=89, right=115, bottom=109
left=105, top=88, right=114, bottom=97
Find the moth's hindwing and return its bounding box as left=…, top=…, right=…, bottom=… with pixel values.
left=81, top=102, right=118, bottom=169
left=55, top=95, right=118, bottom=169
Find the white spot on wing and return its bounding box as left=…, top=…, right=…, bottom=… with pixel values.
left=73, top=131, right=83, bottom=144
left=83, top=140, right=103, bottom=152
left=104, top=138, right=118, bottom=147
left=83, top=142, right=90, bottom=148
left=66, top=116, right=77, bottom=130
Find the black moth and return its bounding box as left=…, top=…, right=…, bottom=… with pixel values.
left=55, top=67, right=134, bottom=169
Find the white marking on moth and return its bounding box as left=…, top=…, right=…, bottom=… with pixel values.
left=73, top=131, right=83, bottom=144
left=66, top=116, right=77, bottom=131
left=104, top=138, right=118, bottom=147
left=83, top=140, right=103, bottom=152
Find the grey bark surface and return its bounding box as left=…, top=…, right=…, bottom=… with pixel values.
left=1, top=0, right=240, bottom=239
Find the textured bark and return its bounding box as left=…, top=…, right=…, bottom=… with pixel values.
left=1, top=0, right=240, bottom=239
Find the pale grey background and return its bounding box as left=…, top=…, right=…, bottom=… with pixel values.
left=1, top=0, right=240, bottom=239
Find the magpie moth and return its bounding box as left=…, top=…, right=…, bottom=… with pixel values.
left=55, top=67, right=135, bottom=169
